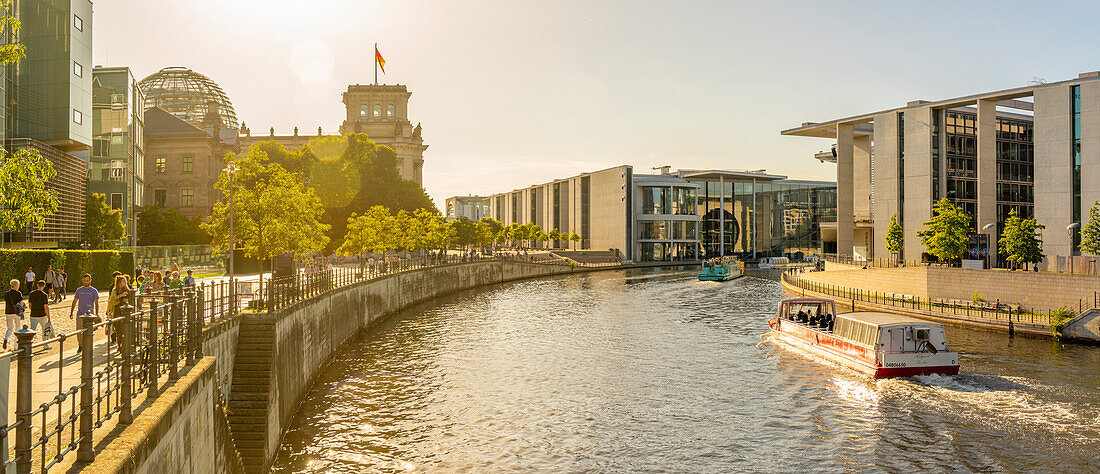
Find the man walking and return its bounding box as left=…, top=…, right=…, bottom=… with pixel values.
left=24, top=267, right=34, bottom=287
left=4, top=280, right=23, bottom=350
left=44, top=265, right=55, bottom=303
left=27, top=280, right=52, bottom=350
left=54, top=269, right=67, bottom=302
left=69, top=274, right=99, bottom=353
left=182, top=269, right=195, bottom=288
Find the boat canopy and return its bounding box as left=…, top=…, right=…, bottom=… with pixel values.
left=833, top=312, right=945, bottom=348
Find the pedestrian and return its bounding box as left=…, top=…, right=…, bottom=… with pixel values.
left=44, top=265, right=55, bottom=302
left=168, top=271, right=181, bottom=291
left=69, top=273, right=99, bottom=353
left=106, top=275, right=130, bottom=344
left=183, top=269, right=195, bottom=288
left=24, top=267, right=34, bottom=287
left=53, top=269, right=66, bottom=302
left=27, top=280, right=52, bottom=350
left=3, top=279, right=23, bottom=350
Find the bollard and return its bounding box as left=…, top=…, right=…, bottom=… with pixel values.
left=119, top=304, right=134, bottom=425
left=14, top=327, right=35, bottom=474
left=169, top=294, right=180, bottom=380
left=77, top=315, right=96, bottom=462
left=148, top=299, right=160, bottom=398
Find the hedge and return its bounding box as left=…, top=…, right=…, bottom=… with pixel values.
left=0, top=249, right=135, bottom=291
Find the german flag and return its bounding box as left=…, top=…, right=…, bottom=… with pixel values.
left=376, top=47, right=386, bottom=74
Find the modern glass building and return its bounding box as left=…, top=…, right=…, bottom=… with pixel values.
left=445, top=195, right=490, bottom=221
left=89, top=67, right=145, bottom=246
left=675, top=170, right=837, bottom=259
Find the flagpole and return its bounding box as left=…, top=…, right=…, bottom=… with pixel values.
left=374, top=42, right=378, bottom=85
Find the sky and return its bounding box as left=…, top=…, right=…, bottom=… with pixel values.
left=91, top=0, right=1100, bottom=209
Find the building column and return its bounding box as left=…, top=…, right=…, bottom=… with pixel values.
left=718, top=176, right=725, bottom=257
left=977, top=99, right=998, bottom=265
left=1033, top=87, right=1073, bottom=267
left=836, top=123, right=855, bottom=258
left=871, top=113, right=900, bottom=262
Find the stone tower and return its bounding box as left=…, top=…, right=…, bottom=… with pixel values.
left=340, top=84, right=427, bottom=184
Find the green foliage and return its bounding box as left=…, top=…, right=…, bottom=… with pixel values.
left=886, top=213, right=903, bottom=259
left=338, top=205, right=449, bottom=255
left=249, top=140, right=317, bottom=177
left=136, top=205, right=210, bottom=246
left=0, top=148, right=59, bottom=238
left=339, top=205, right=399, bottom=255
left=447, top=218, right=480, bottom=248
left=1081, top=200, right=1100, bottom=256
left=0, top=249, right=132, bottom=289
left=478, top=217, right=505, bottom=246
left=569, top=230, right=581, bottom=249
left=970, top=293, right=984, bottom=303
left=1049, top=307, right=1075, bottom=337
left=82, top=193, right=125, bottom=249
left=917, top=198, right=971, bottom=265
left=202, top=149, right=330, bottom=262
left=998, top=208, right=1046, bottom=268
left=0, top=2, right=25, bottom=65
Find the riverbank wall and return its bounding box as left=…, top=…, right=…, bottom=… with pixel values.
left=84, top=259, right=672, bottom=474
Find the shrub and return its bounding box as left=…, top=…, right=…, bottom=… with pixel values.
left=971, top=293, right=984, bottom=303
left=1049, top=307, right=1076, bottom=337
left=0, top=249, right=133, bottom=290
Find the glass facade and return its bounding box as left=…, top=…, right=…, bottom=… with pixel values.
left=691, top=179, right=836, bottom=259
left=1072, top=85, right=1082, bottom=252
left=89, top=68, right=145, bottom=245
left=898, top=112, right=905, bottom=224
left=580, top=176, right=590, bottom=248
left=945, top=110, right=1034, bottom=235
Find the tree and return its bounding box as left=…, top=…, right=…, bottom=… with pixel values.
left=1081, top=200, right=1100, bottom=256
left=339, top=205, right=398, bottom=256
left=476, top=217, right=502, bottom=248
left=137, top=205, right=210, bottom=246
left=448, top=218, right=479, bottom=250
left=548, top=228, right=561, bottom=247
left=0, top=1, right=26, bottom=65
left=0, top=149, right=59, bottom=245
left=569, top=230, right=581, bottom=250
left=202, top=149, right=330, bottom=266
left=917, top=198, right=971, bottom=265
left=999, top=208, right=1045, bottom=270
left=886, top=213, right=904, bottom=264
left=82, top=193, right=125, bottom=249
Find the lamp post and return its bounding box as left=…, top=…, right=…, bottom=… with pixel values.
left=225, top=161, right=238, bottom=299
left=1067, top=222, right=1080, bottom=274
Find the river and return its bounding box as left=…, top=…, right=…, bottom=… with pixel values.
left=271, top=267, right=1100, bottom=472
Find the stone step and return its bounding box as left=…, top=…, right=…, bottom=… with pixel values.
left=231, top=431, right=266, bottom=441
left=227, top=400, right=269, bottom=409
left=237, top=342, right=275, bottom=351
left=232, top=363, right=271, bottom=373
left=234, top=356, right=273, bottom=365
left=228, top=415, right=268, bottom=426
left=231, top=377, right=270, bottom=386
left=228, top=391, right=268, bottom=401
left=230, top=382, right=273, bottom=391
left=234, top=439, right=266, bottom=450
left=237, top=448, right=265, bottom=460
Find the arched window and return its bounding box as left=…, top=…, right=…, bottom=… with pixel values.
left=374, top=104, right=382, bottom=117
left=387, top=104, right=395, bottom=117
left=360, top=105, right=369, bottom=116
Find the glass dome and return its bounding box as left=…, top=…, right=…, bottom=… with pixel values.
left=138, top=67, right=238, bottom=130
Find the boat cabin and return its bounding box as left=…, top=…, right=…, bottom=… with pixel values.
left=834, top=312, right=949, bottom=353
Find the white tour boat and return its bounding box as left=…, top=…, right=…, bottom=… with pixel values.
left=767, top=297, right=960, bottom=378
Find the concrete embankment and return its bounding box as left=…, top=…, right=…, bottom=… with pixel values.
left=88, top=259, right=672, bottom=473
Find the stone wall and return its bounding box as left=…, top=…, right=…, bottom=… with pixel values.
left=801, top=266, right=1100, bottom=312
left=84, top=357, right=244, bottom=474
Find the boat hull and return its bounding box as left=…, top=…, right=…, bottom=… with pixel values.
left=767, top=318, right=959, bottom=378
left=698, top=273, right=740, bottom=281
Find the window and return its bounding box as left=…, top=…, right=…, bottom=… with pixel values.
left=180, top=189, right=194, bottom=207
left=72, top=109, right=82, bottom=125
left=360, top=105, right=369, bottom=116
left=154, top=189, right=167, bottom=207
left=387, top=104, right=395, bottom=117
left=73, top=61, right=82, bottom=78
left=155, top=156, right=166, bottom=173
left=182, top=155, right=194, bottom=173
left=374, top=104, right=382, bottom=117
left=110, top=193, right=123, bottom=210
left=73, top=14, right=83, bottom=32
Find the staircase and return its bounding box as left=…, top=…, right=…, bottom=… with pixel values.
left=226, top=317, right=276, bottom=473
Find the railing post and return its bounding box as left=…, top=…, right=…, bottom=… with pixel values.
left=148, top=299, right=160, bottom=398
left=186, top=289, right=197, bottom=366
left=119, top=304, right=134, bottom=425
left=77, top=315, right=96, bottom=462
left=14, top=328, right=35, bottom=474
left=169, top=294, right=180, bottom=380
left=196, top=285, right=205, bottom=360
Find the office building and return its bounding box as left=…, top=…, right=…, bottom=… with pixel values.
left=783, top=72, right=1100, bottom=269
left=89, top=66, right=144, bottom=245
left=445, top=195, right=489, bottom=221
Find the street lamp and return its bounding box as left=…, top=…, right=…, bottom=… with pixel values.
left=1067, top=222, right=1080, bottom=274
left=981, top=223, right=996, bottom=269
left=225, top=161, right=238, bottom=300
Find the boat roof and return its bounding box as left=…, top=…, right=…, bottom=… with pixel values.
left=838, top=311, right=944, bottom=329
left=781, top=298, right=833, bottom=304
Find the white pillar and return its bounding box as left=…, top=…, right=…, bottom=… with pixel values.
left=836, top=123, right=855, bottom=258
left=977, top=99, right=998, bottom=266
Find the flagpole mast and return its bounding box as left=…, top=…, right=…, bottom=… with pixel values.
left=374, top=42, right=378, bottom=85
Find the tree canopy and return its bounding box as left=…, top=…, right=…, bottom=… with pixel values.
left=137, top=205, right=210, bottom=246
left=998, top=208, right=1045, bottom=269
left=917, top=198, right=972, bottom=264
left=202, top=148, right=330, bottom=262
left=0, top=149, right=59, bottom=240
left=885, top=213, right=903, bottom=261
left=82, top=193, right=125, bottom=249
left=1082, top=200, right=1100, bottom=256
left=0, top=1, right=25, bottom=65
